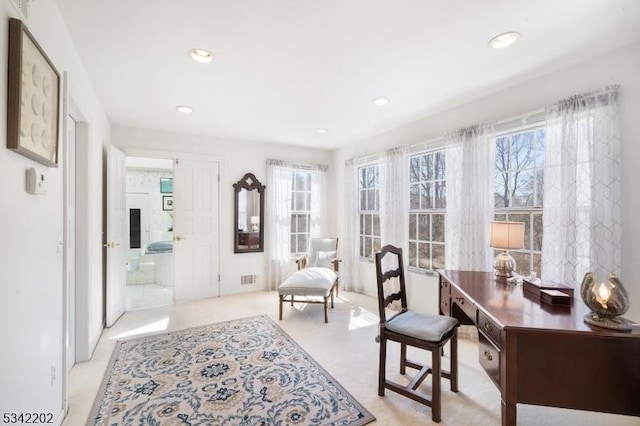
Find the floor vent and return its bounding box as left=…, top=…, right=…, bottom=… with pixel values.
left=241, top=275, right=257, bottom=285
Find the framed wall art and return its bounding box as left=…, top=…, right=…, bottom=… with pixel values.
left=7, top=18, right=61, bottom=167
left=160, top=177, right=173, bottom=193
left=162, top=195, right=173, bottom=211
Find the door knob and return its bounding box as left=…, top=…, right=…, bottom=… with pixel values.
left=103, top=242, right=120, bottom=248
left=174, top=235, right=185, bottom=241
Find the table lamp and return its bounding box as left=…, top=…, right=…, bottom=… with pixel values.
left=250, top=215, right=260, bottom=232
left=490, top=221, right=525, bottom=278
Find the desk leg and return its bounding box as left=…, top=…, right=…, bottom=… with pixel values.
left=501, top=400, right=516, bottom=426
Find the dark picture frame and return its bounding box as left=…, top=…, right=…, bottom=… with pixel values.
left=7, top=18, right=61, bottom=167
left=160, top=177, right=173, bottom=193
left=162, top=195, right=173, bottom=211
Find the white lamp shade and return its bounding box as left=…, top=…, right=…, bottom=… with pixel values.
left=490, top=221, right=525, bottom=250
left=250, top=216, right=260, bottom=225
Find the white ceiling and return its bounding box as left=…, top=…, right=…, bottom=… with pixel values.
left=54, top=0, right=640, bottom=150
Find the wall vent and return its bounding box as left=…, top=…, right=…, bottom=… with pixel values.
left=241, top=274, right=257, bottom=285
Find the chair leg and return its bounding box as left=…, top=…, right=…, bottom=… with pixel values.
left=323, top=297, right=328, bottom=323
left=400, top=343, right=407, bottom=374
left=330, top=288, right=335, bottom=308
left=432, top=346, right=442, bottom=422
left=450, top=330, right=459, bottom=392
left=279, top=295, right=283, bottom=320
left=378, top=332, right=386, bottom=396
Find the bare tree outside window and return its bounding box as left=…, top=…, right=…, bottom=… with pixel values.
left=408, top=150, right=446, bottom=272
left=494, top=128, right=545, bottom=276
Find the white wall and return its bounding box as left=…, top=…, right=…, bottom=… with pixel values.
left=0, top=1, right=110, bottom=422
left=331, top=41, right=640, bottom=321
left=111, top=126, right=333, bottom=296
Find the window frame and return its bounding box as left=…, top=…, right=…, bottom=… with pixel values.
left=493, top=123, right=545, bottom=276
left=290, top=170, right=312, bottom=255
left=407, top=149, right=447, bottom=274
left=358, top=163, right=381, bottom=261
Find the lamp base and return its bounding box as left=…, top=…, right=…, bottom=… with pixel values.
left=493, top=251, right=517, bottom=278
left=583, top=312, right=632, bottom=332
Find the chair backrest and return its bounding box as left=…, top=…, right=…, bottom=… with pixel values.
left=375, top=245, right=408, bottom=323
left=306, top=238, right=339, bottom=268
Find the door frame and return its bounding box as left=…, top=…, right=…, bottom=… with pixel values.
left=61, top=73, right=90, bottom=415
left=112, top=148, right=223, bottom=302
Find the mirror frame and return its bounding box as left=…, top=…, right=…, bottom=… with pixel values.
left=233, top=172, right=266, bottom=253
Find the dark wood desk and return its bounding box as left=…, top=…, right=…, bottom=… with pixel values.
left=237, top=231, right=260, bottom=248
left=438, top=270, right=640, bottom=426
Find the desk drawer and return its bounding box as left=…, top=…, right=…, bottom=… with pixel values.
left=477, top=310, right=502, bottom=348
left=451, top=286, right=476, bottom=322
left=440, top=278, right=451, bottom=315
left=479, top=332, right=501, bottom=387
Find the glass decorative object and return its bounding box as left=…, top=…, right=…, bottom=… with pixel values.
left=580, top=272, right=631, bottom=331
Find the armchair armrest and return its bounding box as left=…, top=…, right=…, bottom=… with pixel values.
left=296, top=256, right=308, bottom=270
left=331, top=257, right=341, bottom=272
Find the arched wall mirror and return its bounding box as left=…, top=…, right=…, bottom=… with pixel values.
left=233, top=172, right=265, bottom=253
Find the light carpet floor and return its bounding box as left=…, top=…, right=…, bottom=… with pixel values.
left=64, top=290, right=639, bottom=425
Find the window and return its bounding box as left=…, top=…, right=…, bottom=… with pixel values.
left=359, top=165, right=380, bottom=260
left=290, top=171, right=311, bottom=254
left=494, top=127, right=545, bottom=275
left=408, top=150, right=446, bottom=271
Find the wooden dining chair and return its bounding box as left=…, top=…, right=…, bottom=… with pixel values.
left=375, top=244, right=459, bottom=422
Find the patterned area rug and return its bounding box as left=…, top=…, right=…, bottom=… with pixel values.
left=89, top=315, right=375, bottom=425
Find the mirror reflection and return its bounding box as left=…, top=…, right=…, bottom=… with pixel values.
left=233, top=173, right=265, bottom=253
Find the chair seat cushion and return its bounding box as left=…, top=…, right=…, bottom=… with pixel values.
left=278, top=267, right=337, bottom=297
left=385, top=311, right=459, bottom=342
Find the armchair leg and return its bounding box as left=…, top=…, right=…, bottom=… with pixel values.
left=323, top=297, right=328, bottom=323
left=279, top=296, right=283, bottom=320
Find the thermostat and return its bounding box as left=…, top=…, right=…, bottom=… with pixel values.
left=26, top=167, right=47, bottom=195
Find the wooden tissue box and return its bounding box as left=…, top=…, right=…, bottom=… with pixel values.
left=540, top=289, right=572, bottom=306
left=522, top=278, right=574, bottom=299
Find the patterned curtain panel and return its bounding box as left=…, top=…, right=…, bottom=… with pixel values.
left=341, top=159, right=363, bottom=293
left=542, top=86, right=621, bottom=286
left=444, top=123, right=496, bottom=271
left=380, top=146, right=410, bottom=251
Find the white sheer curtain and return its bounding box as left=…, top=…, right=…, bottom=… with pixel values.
left=341, top=159, right=363, bottom=292
left=309, top=165, right=329, bottom=237
left=265, top=160, right=329, bottom=290
left=266, top=160, right=293, bottom=290
left=542, top=86, right=621, bottom=285
left=444, top=123, right=495, bottom=271
left=380, top=146, right=409, bottom=250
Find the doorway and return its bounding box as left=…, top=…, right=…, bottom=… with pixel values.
left=124, top=157, right=174, bottom=310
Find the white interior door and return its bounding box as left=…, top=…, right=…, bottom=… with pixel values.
left=173, top=158, right=220, bottom=302
left=106, top=145, right=127, bottom=326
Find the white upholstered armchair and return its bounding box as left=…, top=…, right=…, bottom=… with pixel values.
left=278, top=238, right=340, bottom=323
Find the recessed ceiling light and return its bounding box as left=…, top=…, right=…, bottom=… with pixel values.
left=488, top=32, right=520, bottom=49
left=316, top=129, right=328, bottom=134
left=176, top=105, right=193, bottom=113
left=373, top=97, right=390, bottom=106
left=189, top=48, right=214, bottom=63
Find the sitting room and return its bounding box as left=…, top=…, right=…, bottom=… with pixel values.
left=1, top=1, right=639, bottom=425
